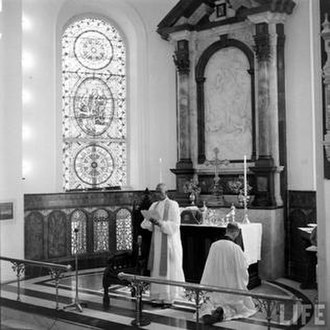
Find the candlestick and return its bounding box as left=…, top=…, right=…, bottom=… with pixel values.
left=159, top=158, right=162, bottom=182
left=242, top=155, right=250, bottom=224
left=243, top=155, right=247, bottom=198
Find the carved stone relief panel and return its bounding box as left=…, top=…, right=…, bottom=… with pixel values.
left=204, top=47, right=253, bottom=161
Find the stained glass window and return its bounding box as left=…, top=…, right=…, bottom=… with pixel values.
left=116, top=208, right=132, bottom=251
left=62, top=18, right=127, bottom=190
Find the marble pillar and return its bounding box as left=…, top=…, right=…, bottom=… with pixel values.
left=173, top=38, right=193, bottom=169
left=248, top=14, right=287, bottom=207
left=171, top=37, right=195, bottom=195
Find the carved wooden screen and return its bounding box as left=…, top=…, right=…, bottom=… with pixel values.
left=62, top=18, right=127, bottom=190
left=116, top=208, right=132, bottom=251
left=70, top=209, right=87, bottom=255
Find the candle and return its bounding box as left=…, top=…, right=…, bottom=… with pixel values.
left=159, top=158, right=162, bottom=182
left=243, top=155, right=247, bottom=198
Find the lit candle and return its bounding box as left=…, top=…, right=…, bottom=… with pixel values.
left=243, top=155, right=247, bottom=198
left=159, top=158, right=162, bottom=182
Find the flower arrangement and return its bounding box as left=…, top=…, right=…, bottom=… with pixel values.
left=183, top=174, right=201, bottom=195
left=227, top=175, right=252, bottom=195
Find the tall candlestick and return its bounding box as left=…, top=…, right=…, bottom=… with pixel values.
left=159, top=158, right=162, bottom=182
left=242, top=155, right=250, bottom=223
left=243, top=155, right=247, bottom=198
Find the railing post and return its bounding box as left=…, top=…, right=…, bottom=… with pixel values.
left=265, top=299, right=275, bottom=330
left=254, top=297, right=276, bottom=330
left=185, top=287, right=204, bottom=329
left=131, top=280, right=150, bottom=327
left=11, top=262, right=25, bottom=302
left=49, top=268, right=65, bottom=310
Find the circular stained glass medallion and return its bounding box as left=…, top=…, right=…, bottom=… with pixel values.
left=74, top=145, right=114, bottom=186
left=74, top=30, right=113, bottom=70
left=74, top=77, right=114, bottom=136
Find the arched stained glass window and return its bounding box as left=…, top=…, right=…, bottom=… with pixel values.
left=62, top=18, right=127, bottom=190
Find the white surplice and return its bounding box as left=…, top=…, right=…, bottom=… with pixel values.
left=199, top=238, right=257, bottom=321
left=141, top=197, right=185, bottom=303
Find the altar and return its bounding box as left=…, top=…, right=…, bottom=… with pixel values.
left=180, top=222, right=262, bottom=289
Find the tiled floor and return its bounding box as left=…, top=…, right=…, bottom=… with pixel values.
left=0, top=268, right=319, bottom=330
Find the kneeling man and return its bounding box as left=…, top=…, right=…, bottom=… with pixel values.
left=199, top=222, right=256, bottom=324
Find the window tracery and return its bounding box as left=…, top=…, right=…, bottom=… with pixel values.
left=62, top=18, right=127, bottom=190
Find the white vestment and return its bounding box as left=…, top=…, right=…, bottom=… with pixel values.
left=141, top=197, right=185, bottom=303
left=199, top=238, right=257, bottom=320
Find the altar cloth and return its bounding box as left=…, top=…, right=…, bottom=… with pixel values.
left=240, top=223, right=262, bottom=265
left=181, top=222, right=262, bottom=266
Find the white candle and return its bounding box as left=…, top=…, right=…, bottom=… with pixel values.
left=159, top=158, right=162, bottom=182
left=243, top=155, right=247, bottom=198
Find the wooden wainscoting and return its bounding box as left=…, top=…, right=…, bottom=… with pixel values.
left=24, top=190, right=151, bottom=277
left=286, top=190, right=316, bottom=283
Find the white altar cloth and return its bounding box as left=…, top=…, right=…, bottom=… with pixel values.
left=180, top=222, right=262, bottom=266
left=240, top=223, right=262, bottom=265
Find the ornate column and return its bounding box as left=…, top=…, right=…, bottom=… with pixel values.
left=170, top=34, right=195, bottom=194
left=321, top=13, right=330, bottom=178
left=173, top=38, right=192, bottom=166
left=248, top=13, right=287, bottom=207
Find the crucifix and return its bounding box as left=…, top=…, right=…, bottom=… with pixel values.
left=205, top=147, right=230, bottom=196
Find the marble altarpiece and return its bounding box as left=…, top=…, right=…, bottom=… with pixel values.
left=157, top=0, right=297, bottom=280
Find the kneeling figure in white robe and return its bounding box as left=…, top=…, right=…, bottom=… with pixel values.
left=199, top=222, right=256, bottom=323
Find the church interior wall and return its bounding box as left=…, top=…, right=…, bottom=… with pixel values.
left=0, top=0, right=24, bottom=282
left=285, top=0, right=330, bottom=322
left=285, top=0, right=318, bottom=191
left=0, top=0, right=178, bottom=281
left=21, top=0, right=179, bottom=195
left=1, top=1, right=330, bottom=319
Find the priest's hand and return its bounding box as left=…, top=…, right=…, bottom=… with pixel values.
left=150, top=218, right=161, bottom=226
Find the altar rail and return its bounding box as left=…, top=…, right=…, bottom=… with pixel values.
left=0, top=256, right=71, bottom=310
left=24, top=190, right=152, bottom=276
left=118, top=272, right=301, bottom=330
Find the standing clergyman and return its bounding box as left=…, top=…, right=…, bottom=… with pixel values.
left=141, top=183, right=185, bottom=307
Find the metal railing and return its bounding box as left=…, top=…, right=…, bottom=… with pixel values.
left=118, top=272, right=301, bottom=330
left=0, top=256, right=71, bottom=310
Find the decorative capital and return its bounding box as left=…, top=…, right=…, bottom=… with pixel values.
left=253, top=33, right=271, bottom=62
left=173, top=39, right=190, bottom=73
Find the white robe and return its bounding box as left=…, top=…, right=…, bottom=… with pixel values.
left=141, top=197, right=185, bottom=303
left=199, top=238, right=257, bottom=321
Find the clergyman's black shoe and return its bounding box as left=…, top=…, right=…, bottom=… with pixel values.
left=202, top=307, right=224, bottom=325
left=212, top=307, right=224, bottom=322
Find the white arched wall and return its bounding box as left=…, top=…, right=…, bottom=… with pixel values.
left=22, top=0, right=178, bottom=194
left=0, top=0, right=24, bottom=282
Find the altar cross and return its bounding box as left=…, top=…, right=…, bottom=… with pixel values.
left=205, top=148, right=230, bottom=196
left=205, top=147, right=230, bottom=181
